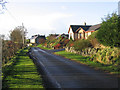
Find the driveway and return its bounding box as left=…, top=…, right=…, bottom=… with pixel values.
left=29, top=47, right=118, bottom=89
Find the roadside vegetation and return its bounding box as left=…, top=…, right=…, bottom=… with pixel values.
left=2, top=25, right=27, bottom=66
left=2, top=48, right=44, bottom=88
left=37, top=34, right=70, bottom=50
left=1, top=25, right=44, bottom=89
left=55, top=51, right=119, bottom=74
left=37, top=44, right=52, bottom=50
left=96, top=13, right=120, bottom=47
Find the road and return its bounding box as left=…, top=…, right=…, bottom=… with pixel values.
left=29, top=47, right=118, bottom=89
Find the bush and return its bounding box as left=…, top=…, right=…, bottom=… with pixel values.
left=88, top=31, right=100, bottom=48
left=66, top=40, right=74, bottom=47
left=62, top=39, right=70, bottom=46
left=96, top=13, right=120, bottom=47
left=54, top=43, right=61, bottom=49
left=73, top=39, right=92, bottom=51
left=91, top=47, right=120, bottom=65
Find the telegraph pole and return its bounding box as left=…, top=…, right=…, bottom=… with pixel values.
left=21, top=23, right=24, bottom=45
left=21, top=23, right=27, bottom=46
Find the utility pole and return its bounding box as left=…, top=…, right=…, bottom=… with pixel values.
left=21, top=23, right=27, bottom=46
left=21, top=23, right=24, bottom=45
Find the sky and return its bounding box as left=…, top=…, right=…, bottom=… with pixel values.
left=0, top=0, right=119, bottom=39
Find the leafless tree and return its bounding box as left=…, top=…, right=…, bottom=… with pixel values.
left=0, top=0, right=7, bottom=14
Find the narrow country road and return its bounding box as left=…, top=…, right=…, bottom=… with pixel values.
left=29, top=47, right=118, bottom=89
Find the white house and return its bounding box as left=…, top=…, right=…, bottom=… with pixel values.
left=68, top=24, right=101, bottom=40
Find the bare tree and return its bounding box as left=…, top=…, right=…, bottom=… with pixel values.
left=0, top=0, right=7, bottom=14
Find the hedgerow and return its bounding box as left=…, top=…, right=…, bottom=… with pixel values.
left=73, top=39, right=92, bottom=51
left=96, top=13, right=120, bottom=47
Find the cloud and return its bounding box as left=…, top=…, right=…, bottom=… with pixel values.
left=61, top=6, right=67, bottom=10
left=24, top=12, right=73, bottom=31
left=10, top=0, right=119, bottom=3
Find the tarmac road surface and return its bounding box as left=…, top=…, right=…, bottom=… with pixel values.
left=29, top=47, right=119, bottom=89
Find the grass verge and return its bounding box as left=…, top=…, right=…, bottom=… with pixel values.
left=37, top=44, right=52, bottom=50
left=2, top=48, right=44, bottom=88
left=55, top=51, right=119, bottom=75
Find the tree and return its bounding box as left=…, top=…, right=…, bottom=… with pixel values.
left=0, top=0, right=7, bottom=14
left=96, top=13, right=120, bottom=47
left=10, top=24, right=27, bottom=47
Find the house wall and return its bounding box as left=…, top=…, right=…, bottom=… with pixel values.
left=85, top=32, right=93, bottom=39
left=78, top=29, right=85, bottom=39
left=88, top=32, right=92, bottom=36
left=69, top=27, right=74, bottom=40
left=85, top=33, right=88, bottom=39
left=74, top=33, right=78, bottom=40
left=30, top=39, right=35, bottom=43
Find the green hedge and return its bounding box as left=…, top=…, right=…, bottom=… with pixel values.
left=73, top=39, right=92, bottom=51
left=96, top=13, right=120, bottom=47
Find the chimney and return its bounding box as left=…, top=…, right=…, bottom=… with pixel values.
left=84, top=22, right=86, bottom=26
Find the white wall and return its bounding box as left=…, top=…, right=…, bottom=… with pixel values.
left=30, top=39, right=35, bottom=43
left=88, top=32, right=91, bottom=36
left=69, top=27, right=74, bottom=40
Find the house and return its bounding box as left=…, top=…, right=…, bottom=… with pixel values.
left=47, top=34, right=59, bottom=41
left=30, top=34, right=46, bottom=44
left=56, top=33, right=69, bottom=39
left=48, top=34, right=59, bottom=38
left=68, top=23, right=101, bottom=40
left=61, top=33, right=69, bottom=38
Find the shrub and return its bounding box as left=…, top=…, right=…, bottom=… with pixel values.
left=73, top=39, right=92, bottom=51
left=54, top=43, right=61, bottom=49
left=96, top=13, right=120, bottom=47
left=91, top=47, right=120, bottom=65
left=63, top=39, right=70, bottom=46
left=88, top=31, right=100, bottom=48
left=69, top=43, right=74, bottom=47
left=66, top=40, right=74, bottom=47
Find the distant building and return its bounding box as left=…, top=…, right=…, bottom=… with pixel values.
left=30, top=34, right=46, bottom=44
left=56, top=33, right=69, bottom=39
left=68, top=23, right=101, bottom=40
left=49, top=34, right=59, bottom=38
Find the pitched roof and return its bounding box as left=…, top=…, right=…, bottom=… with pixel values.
left=69, top=24, right=101, bottom=33
left=30, top=34, right=46, bottom=39
left=87, top=24, right=101, bottom=31
left=70, top=25, right=92, bottom=32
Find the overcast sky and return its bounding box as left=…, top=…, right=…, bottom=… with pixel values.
left=0, top=0, right=119, bottom=39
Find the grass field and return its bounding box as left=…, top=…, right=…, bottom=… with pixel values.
left=55, top=51, right=119, bottom=75
left=2, top=48, right=44, bottom=89
left=37, top=44, right=52, bottom=50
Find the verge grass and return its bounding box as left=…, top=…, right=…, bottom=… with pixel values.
left=37, top=44, right=52, bottom=50
left=55, top=51, right=119, bottom=75
left=2, top=48, right=44, bottom=88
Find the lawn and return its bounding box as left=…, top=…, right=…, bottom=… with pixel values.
left=37, top=44, right=52, bottom=50
left=55, top=51, right=119, bottom=75
left=2, top=48, right=44, bottom=89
